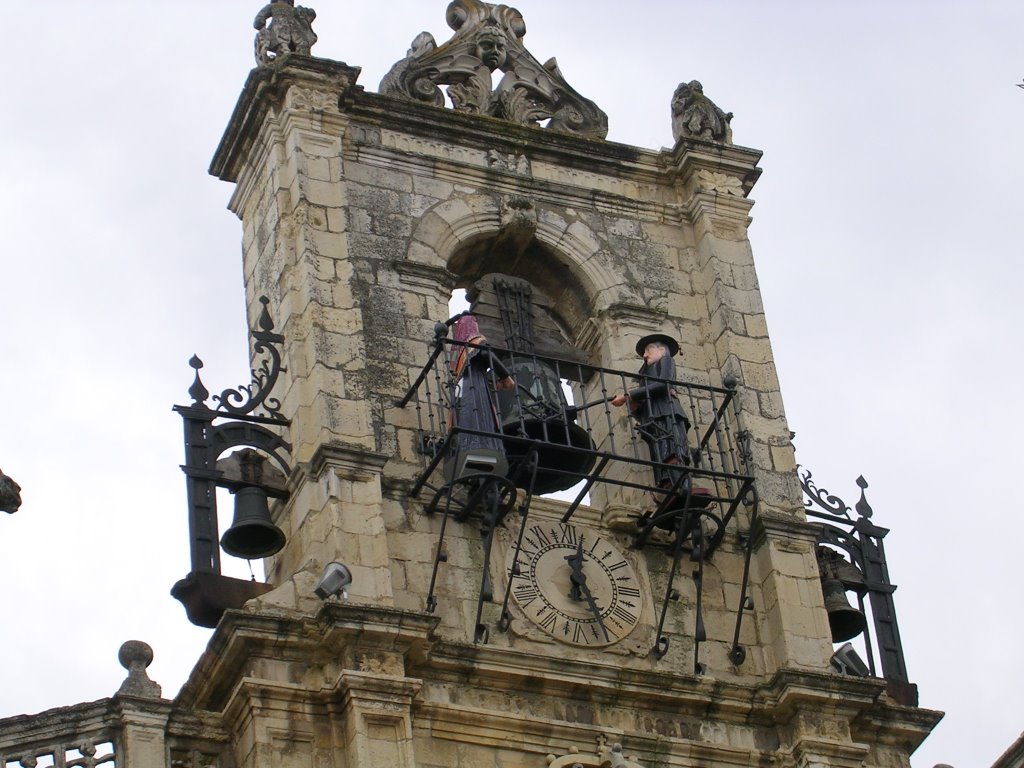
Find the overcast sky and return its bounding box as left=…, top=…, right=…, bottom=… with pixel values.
left=2, top=2, right=1022, bottom=766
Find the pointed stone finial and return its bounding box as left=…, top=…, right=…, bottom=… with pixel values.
left=116, top=640, right=162, bottom=698
left=671, top=80, right=733, bottom=144
left=254, top=0, right=318, bottom=66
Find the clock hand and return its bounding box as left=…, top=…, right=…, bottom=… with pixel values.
left=566, top=541, right=611, bottom=642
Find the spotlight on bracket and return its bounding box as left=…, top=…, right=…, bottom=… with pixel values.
left=830, top=642, right=870, bottom=677
left=314, top=562, right=353, bottom=600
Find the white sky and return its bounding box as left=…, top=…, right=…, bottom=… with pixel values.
left=2, top=2, right=1022, bottom=766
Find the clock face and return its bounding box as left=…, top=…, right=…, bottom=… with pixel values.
left=507, top=522, right=641, bottom=647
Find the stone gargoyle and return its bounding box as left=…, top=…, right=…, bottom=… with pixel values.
left=671, top=79, right=733, bottom=144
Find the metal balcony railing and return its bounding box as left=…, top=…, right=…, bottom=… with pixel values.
left=398, top=333, right=760, bottom=671
left=398, top=336, right=756, bottom=546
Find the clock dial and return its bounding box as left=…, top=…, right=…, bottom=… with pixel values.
left=507, top=522, right=641, bottom=646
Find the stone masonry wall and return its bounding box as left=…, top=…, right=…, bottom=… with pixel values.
left=213, top=63, right=829, bottom=682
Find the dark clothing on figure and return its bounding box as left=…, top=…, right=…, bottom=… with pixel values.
left=445, top=340, right=511, bottom=482
left=451, top=346, right=505, bottom=455
left=627, top=355, right=691, bottom=488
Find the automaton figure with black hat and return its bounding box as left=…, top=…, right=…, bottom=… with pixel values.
left=611, top=333, right=694, bottom=500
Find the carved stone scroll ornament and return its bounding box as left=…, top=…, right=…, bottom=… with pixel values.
left=380, top=0, right=608, bottom=138
left=671, top=80, right=733, bottom=144
left=254, top=0, right=318, bottom=66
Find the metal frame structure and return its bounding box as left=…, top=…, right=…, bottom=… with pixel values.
left=800, top=467, right=916, bottom=705
left=171, top=296, right=293, bottom=628
left=398, top=327, right=760, bottom=672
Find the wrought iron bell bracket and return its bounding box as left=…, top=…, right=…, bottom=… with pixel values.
left=171, top=296, right=294, bottom=628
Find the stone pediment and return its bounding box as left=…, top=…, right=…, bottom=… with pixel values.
left=380, top=0, right=608, bottom=138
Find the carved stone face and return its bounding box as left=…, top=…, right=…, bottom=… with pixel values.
left=642, top=342, right=667, bottom=367
left=476, top=33, right=507, bottom=71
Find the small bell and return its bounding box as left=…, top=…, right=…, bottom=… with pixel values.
left=817, top=546, right=868, bottom=643
left=221, top=486, right=286, bottom=559
left=220, top=450, right=286, bottom=560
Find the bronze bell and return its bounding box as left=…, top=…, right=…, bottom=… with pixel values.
left=817, top=546, right=867, bottom=643
left=494, top=358, right=597, bottom=494
left=821, top=576, right=867, bottom=642
left=221, top=485, right=286, bottom=560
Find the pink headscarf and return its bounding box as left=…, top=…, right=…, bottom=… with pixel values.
left=452, top=314, right=482, bottom=343
left=450, top=314, right=485, bottom=375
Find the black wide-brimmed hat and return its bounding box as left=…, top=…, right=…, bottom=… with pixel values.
left=635, top=333, right=680, bottom=357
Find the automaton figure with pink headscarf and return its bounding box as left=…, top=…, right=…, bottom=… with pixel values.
left=445, top=313, right=516, bottom=485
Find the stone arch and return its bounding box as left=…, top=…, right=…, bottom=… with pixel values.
left=408, top=194, right=635, bottom=339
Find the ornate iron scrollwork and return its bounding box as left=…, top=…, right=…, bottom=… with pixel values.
left=800, top=465, right=852, bottom=521
left=185, top=297, right=288, bottom=422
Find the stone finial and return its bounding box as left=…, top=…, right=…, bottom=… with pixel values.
left=116, top=640, right=162, bottom=698
left=0, top=468, right=21, bottom=513
left=671, top=80, right=733, bottom=144
left=380, top=0, right=608, bottom=138
left=254, top=0, right=318, bottom=66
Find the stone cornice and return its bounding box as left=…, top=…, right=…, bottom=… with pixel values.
left=353, top=90, right=656, bottom=179
left=309, top=442, right=390, bottom=478
left=424, top=640, right=761, bottom=718
left=210, top=57, right=763, bottom=198
left=421, top=644, right=940, bottom=743
left=850, top=700, right=945, bottom=751
left=210, top=55, right=362, bottom=183
left=175, top=604, right=438, bottom=714
left=667, top=139, right=763, bottom=196
left=763, top=669, right=942, bottom=754
left=285, top=441, right=392, bottom=494
left=750, top=507, right=819, bottom=549
left=413, top=651, right=942, bottom=763
left=0, top=699, right=119, bottom=749
left=169, top=605, right=939, bottom=759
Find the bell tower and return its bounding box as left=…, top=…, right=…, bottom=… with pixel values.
left=168, top=2, right=940, bottom=767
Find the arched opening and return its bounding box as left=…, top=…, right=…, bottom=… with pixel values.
left=444, top=239, right=598, bottom=503
left=447, top=234, right=594, bottom=344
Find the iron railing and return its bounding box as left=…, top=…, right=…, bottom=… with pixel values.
left=398, top=332, right=759, bottom=671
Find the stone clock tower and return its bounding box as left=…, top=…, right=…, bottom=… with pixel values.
left=0, top=2, right=940, bottom=767
left=194, top=2, right=939, bottom=766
